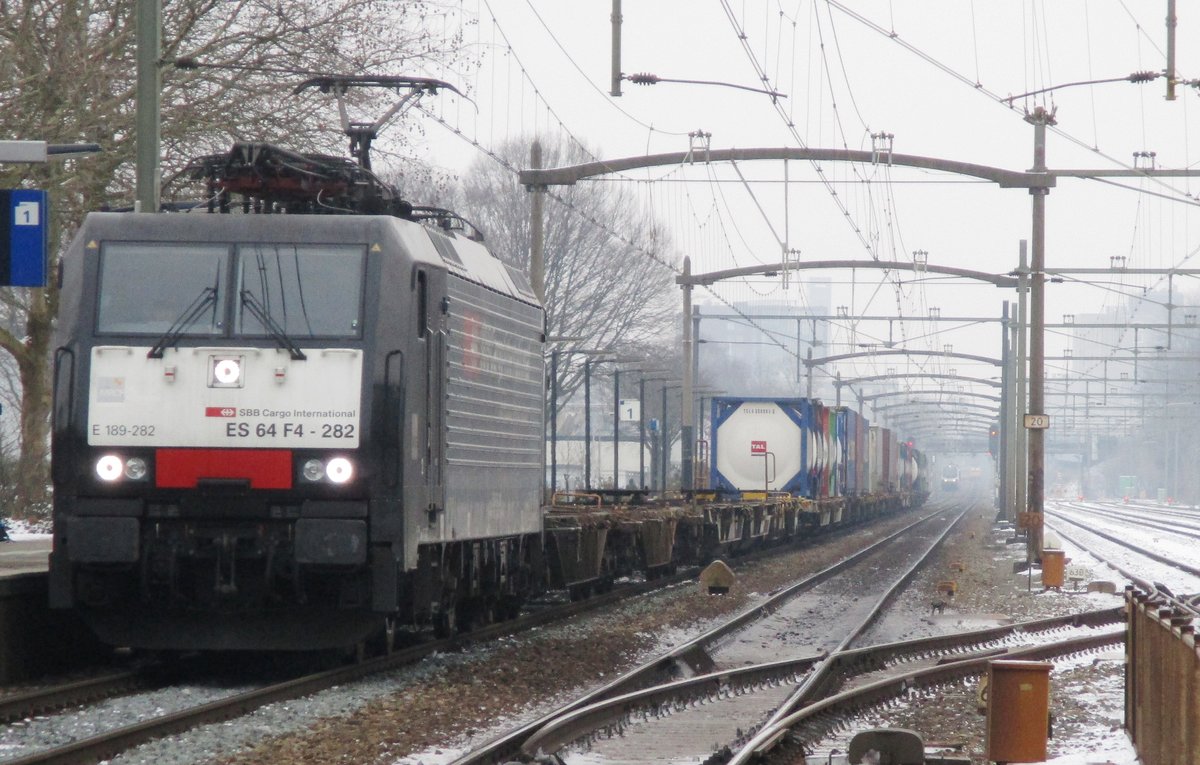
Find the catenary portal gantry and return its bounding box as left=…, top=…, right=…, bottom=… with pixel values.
left=523, top=134, right=1200, bottom=555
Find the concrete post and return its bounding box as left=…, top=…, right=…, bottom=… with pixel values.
left=529, top=141, right=545, bottom=303
left=136, top=0, right=161, bottom=212
left=1026, top=109, right=1053, bottom=561
left=610, top=0, right=623, bottom=96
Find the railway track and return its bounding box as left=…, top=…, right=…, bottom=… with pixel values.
left=1054, top=500, right=1200, bottom=541
left=451, top=500, right=989, bottom=765
left=0, top=576, right=691, bottom=765
left=521, top=609, right=1122, bottom=763
left=0, top=669, right=155, bottom=724
left=1045, top=500, right=1200, bottom=615
left=736, top=624, right=1123, bottom=765
left=1046, top=503, right=1200, bottom=587
left=0, top=506, right=944, bottom=765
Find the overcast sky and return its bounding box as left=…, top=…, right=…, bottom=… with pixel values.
left=405, top=1, right=1200, bottom=437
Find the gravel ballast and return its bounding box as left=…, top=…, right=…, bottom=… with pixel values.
left=83, top=502, right=1133, bottom=765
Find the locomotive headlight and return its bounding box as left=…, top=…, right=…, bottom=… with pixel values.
left=96, top=455, right=124, bottom=482
left=209, top=355, right=244, bottom=388
left=302, top=459, right=325, bottom=482
left=325, top=457, right=354, bottom=484
left=124, top=457, right=148, bottom=481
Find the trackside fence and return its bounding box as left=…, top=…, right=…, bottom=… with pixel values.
left=1126, top=588, right=1200, bottom=764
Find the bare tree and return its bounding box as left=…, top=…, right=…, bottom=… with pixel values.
left=453, top=137, right=680, bottom=410
left=0, top=0, right=471, bottom=514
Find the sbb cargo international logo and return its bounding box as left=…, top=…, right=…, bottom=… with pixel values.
left=205, top=406, right=236, bottom=418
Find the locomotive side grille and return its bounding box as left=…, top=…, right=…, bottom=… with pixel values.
left=439, top=273, right=544, bottom=536
left=444, top=275, right=543, bottom=467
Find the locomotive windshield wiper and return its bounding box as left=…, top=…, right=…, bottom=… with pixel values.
left=239, top=290, right=307, bottom=360
left=146, top=286, right=218, bottom=359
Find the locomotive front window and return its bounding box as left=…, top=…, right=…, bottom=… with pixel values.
left=96, top=244, right=228, bottom=335
left=235, top=244, right=365, bottom=338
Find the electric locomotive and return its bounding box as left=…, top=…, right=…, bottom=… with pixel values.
left=941, top=463, right=960, bottom=491
left=49, top=143, right=546, bottom=650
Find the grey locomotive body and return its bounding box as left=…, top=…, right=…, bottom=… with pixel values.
left=49, top=211, right=544, bottom=650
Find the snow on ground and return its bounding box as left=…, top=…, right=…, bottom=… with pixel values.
left=1056, top=506, right=1195, bottom=565
left=1046, top=500, right=1200, bottom=597
left=5, top=518, right=51, bottom=540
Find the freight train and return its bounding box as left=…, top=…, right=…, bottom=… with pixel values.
left=48, top=142, right=928, bottom=653
left=708, top=397, right=928, bottom=523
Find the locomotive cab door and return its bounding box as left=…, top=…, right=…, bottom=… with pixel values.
left=416, top=268, right=447, bottom=525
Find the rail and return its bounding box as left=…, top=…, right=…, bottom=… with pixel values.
left=736, top=630, right=1123, bottom=764
left=452, top=503, right=967, bottom=765
left=519, top=607, right=1122, bottom=760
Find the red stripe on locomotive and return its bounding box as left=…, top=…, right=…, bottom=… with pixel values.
left=155, top=448, right=293, bottom=489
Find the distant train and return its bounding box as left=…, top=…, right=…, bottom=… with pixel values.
left=48, top=143, right=929, bottom=654
left=941, top=464, right=960, bottom=491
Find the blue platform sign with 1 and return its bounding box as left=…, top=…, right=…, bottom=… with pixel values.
left=1, top=189, right=49, bottom=287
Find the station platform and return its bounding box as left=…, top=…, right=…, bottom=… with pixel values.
left=0, top=537, right=51, bottom=576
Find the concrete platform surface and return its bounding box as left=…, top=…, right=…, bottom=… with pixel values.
left=0, top=538, right=50, bottom=575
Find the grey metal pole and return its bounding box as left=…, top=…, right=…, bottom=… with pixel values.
left=999, top=302, right=1010, bottom=517
left=661, top=384, right=668, bottom=491
left=613, top=369, right=620, bottom=488
left=610, top=0, right=623, bottom=96
left=530, top=141, right=546, bottom=303
left=796, top=319, right=803, bottom=393
left=550, top=349, right=559, bottom=493
left=135, top=0, right=161, bottom=212
left=1083, top=387, right=1090, bottom=498
left=584, top=358, right=592, bottom=490
left=639, top=376, right=646, bottom=488
left=681, top=257, right=694, bottom=490
left=806, top=348, right=814, bottom=398
left=1167, top=0, right=1178, bottom=101
left=1027, top=109, right=1052, bottom=561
